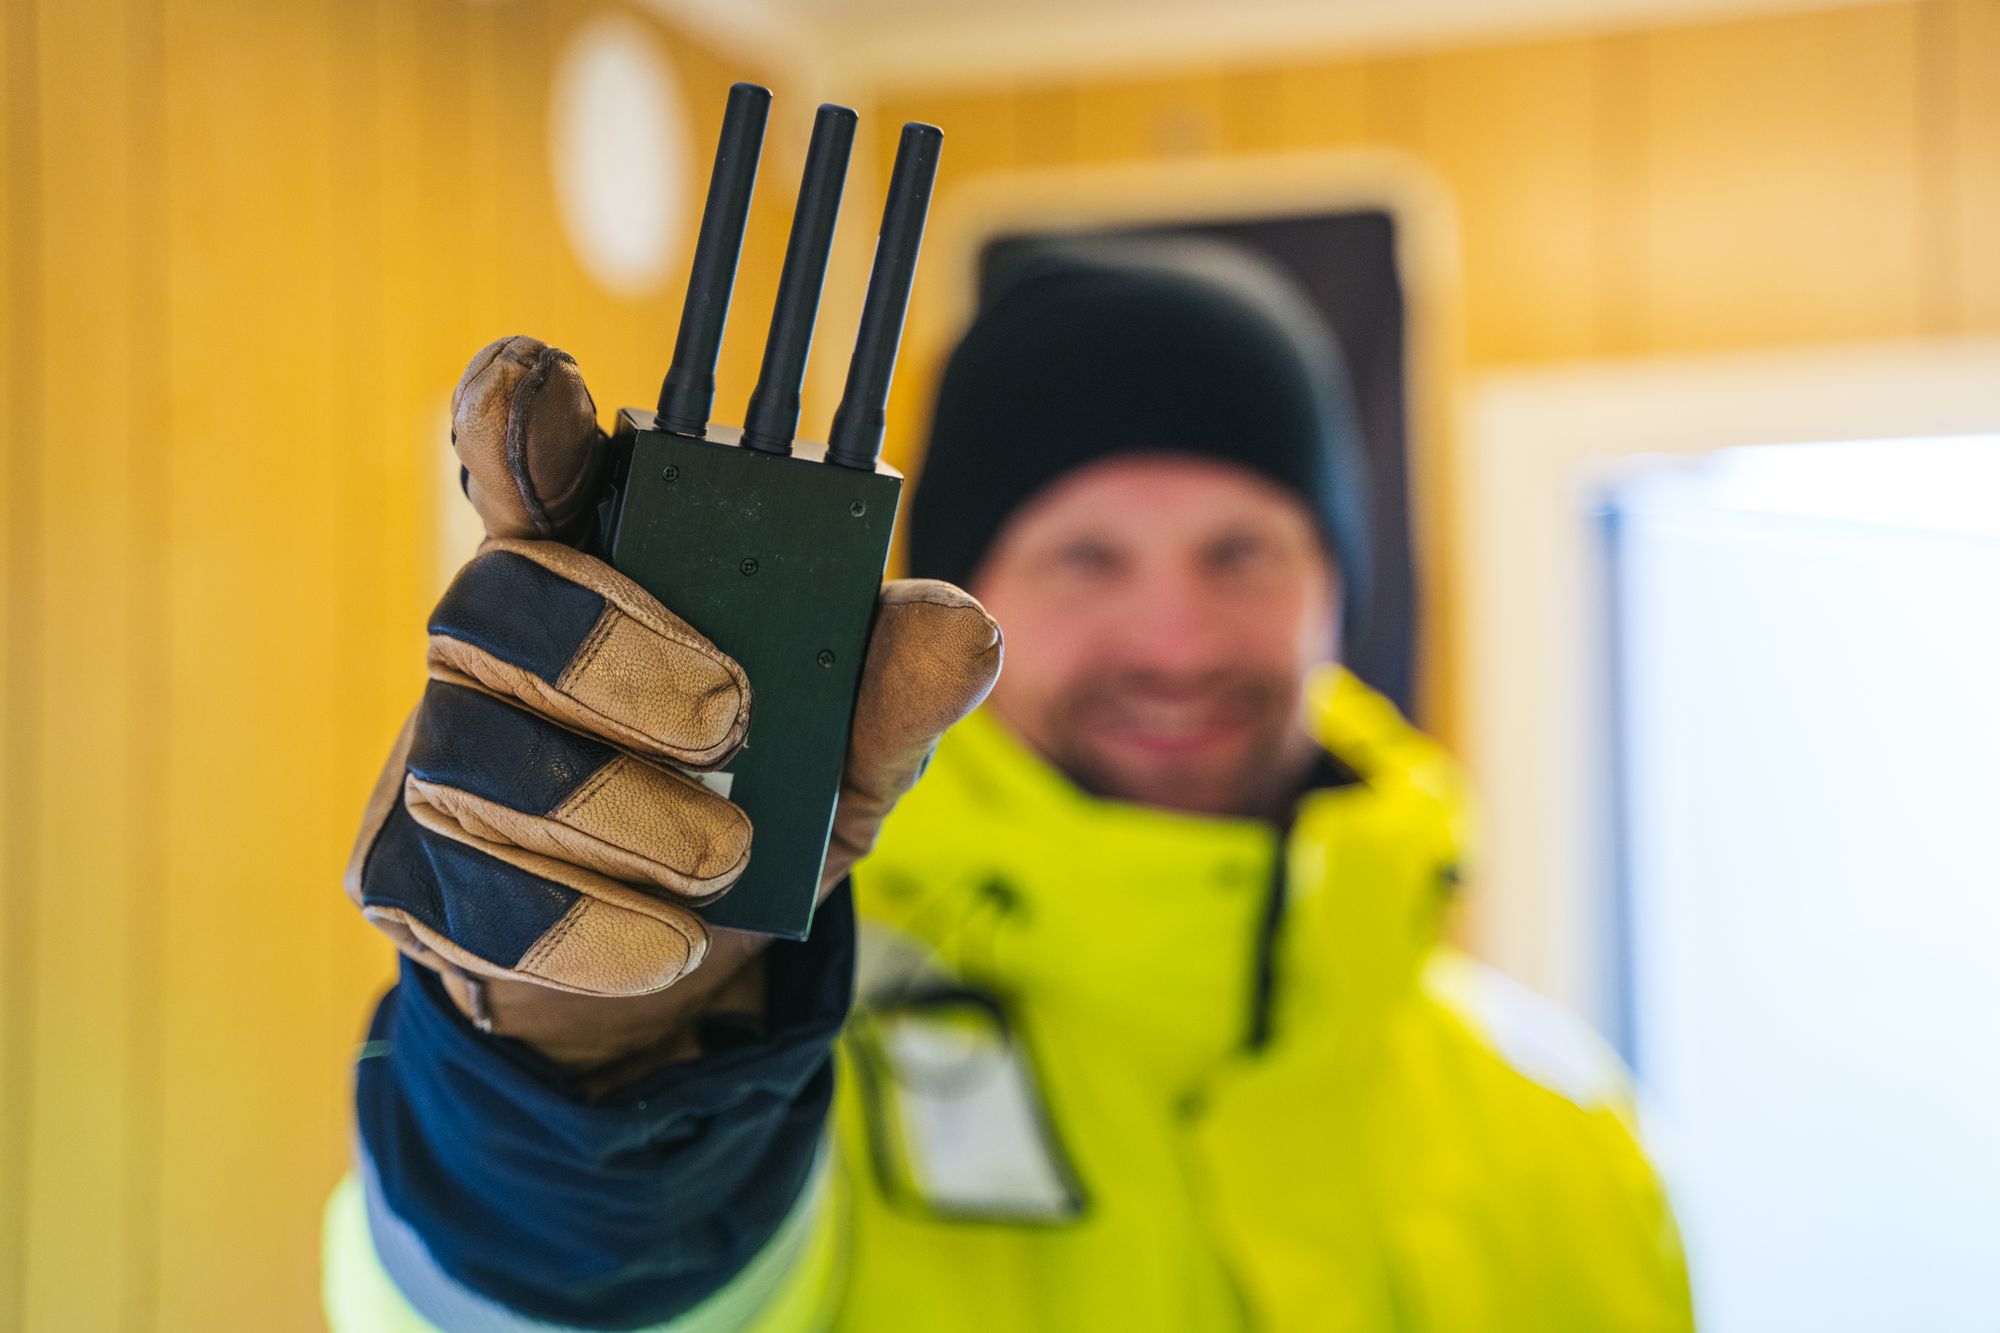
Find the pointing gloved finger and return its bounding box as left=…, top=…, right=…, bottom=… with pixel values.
left=826, top=578, right=1003, bottom=891
left=451, top=335, right=606, bottom=543
left=403, top=681, right=751, bottom=900
left=343, top=713, right=710, bottom=997
left=426, top=538, right=752, bottom=769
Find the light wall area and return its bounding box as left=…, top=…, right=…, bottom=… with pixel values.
left=1466, top=339, right=2000, bottom=1024
left=1, top=1, right=1993, bottom=1328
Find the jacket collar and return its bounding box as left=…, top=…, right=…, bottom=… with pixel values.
left=853, top=668, right=1463, bottom=1087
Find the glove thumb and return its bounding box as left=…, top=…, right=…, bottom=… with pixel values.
left=451, top=335, right=606, bottom=542
left=825, top=579, right=1003, bottom=892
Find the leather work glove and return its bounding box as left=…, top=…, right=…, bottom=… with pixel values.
left=345, top=336, right=1002, bottom=1071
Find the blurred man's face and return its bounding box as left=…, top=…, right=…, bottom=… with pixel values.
left=972, top=455, right=1339, bottom=820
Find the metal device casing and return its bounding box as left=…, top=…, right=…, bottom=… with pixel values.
left=599, top=84, right=936, bottom=938
left=605, top=411, right=903, bottom=938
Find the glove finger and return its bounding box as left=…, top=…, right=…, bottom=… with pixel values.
left=428, top=538, right=751, bottom=768
left=451, top=335, right=605, bottom=542
left=828, top=579, right=1002, bottom=888
left=356, top=798, right=709, bottom=998
left=404, top=680, right=751, bottom=900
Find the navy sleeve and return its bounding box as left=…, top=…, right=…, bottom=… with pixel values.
left=354, top=883, right=855, bottom=1331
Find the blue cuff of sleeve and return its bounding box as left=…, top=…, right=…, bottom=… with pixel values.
left=355, top=883, right=855, bottom=1332
left=356, top=1138, right=833, bottom=1333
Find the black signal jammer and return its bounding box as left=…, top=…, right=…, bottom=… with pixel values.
left=596, top=84, right=942, bottom=939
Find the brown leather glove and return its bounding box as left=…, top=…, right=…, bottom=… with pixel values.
left=345, top=336, right=1002, bottom=1070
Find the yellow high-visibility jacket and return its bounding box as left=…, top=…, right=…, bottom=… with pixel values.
left=327, top=668, right=1695, bottom=1331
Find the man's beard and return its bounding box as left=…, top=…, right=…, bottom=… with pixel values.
left=1035, top=668, right=1317, bottom=820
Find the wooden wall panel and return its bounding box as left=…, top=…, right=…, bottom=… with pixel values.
left=1630, top=5, right=1930, bottom=351
left=1246, top=58, right=1371, bottom=153
left=123, top=6, right=173, bottom=1321
left=890, top=90, right=1021, bottom=187
left=888, top=0, right=1996, bottom=367
left=386, top=0, right=511, bottom=596
left=489, top=3, right=560, bottom=346
left=1359, top=52, right=1430, bottom=152
left=0, top=3, right=36, bottom=1327
left=1012, top=80, right=1082, bottom=170
left=1408, top=38, right=1607, bottom=364
left=0, top=2, right=783, bottom=1324
left=320, top=0, right=406, bottom=1088
left=1589, top=31, right=1656, bottom=357
left=1940, top=0, right=2000, bottom=331
left=154, top=0, right=351, bottom=1319
left=1073, top=72, right=1234, bottom=162
left=20, top=1, right=147, bottom=1324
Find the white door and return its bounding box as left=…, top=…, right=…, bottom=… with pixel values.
left=1606, top=436, right=2000, bottom=1332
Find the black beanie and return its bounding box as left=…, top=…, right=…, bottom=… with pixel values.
left=908, top=240, right=1371, bottom=644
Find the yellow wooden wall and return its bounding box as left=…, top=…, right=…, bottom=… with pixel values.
left=885, top=0, right=1997, bottom=364
left=2, top=1, right=1994, bottom=1328
left=0, top=2, right=848, bottom=1327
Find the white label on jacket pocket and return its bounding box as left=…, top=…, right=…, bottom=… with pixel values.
left=867, top=1002, right=1080, bottom=1221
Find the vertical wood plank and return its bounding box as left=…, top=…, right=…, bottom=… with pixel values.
left=1938, top=0, right=2000, bottom=331
left=123, top=0, right=172, bottom=1326
left=1253, top=56, right=1371, bottom=152
left=1409, top=37, right=1605, bottom=365
left=1592, top=31, right=1652, bottom=357
left=154, top=0, right=353, bottom=1320
left=325, top=0, right=388, bottom=819
left=1074, top=71, right=1232, bottom=163
left=460, top=0, right=506, bottom=347
left=645, top=4, right=731, bottom=413
left=20, top=0, right=145, bottom=1322
left=285, top=6, right=360, bottom=1283
left=491, top=1, right=558, bottom=345
left=1012, top=78, right=1080, bottom=170
left=390, top=0, right=481, bottom=600
left=0, top=1, right=39, bottom=1326
left=1361, top=52, right=1428, bottom=155
left=887, top=89, right=1019, bottom=192
left=321, top=0, right=404, bottom=1078
left=1631, top=4, right=1929, bottom=351
left=335, top=0, right=428, bottom=1024
left=1218, top=64, right=1282, bottom=154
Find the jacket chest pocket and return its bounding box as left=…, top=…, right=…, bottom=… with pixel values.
left=849, top=988, right=1087, bottom=1225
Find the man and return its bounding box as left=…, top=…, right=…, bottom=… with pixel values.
left=325, top=245, right=1694, bottom=1331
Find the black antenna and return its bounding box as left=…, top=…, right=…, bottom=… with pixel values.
left=657, top=82, right=772, bottom=436
left=826, top=122, right=942, bottom=471
left=743, top=104, right=858, bottom=455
